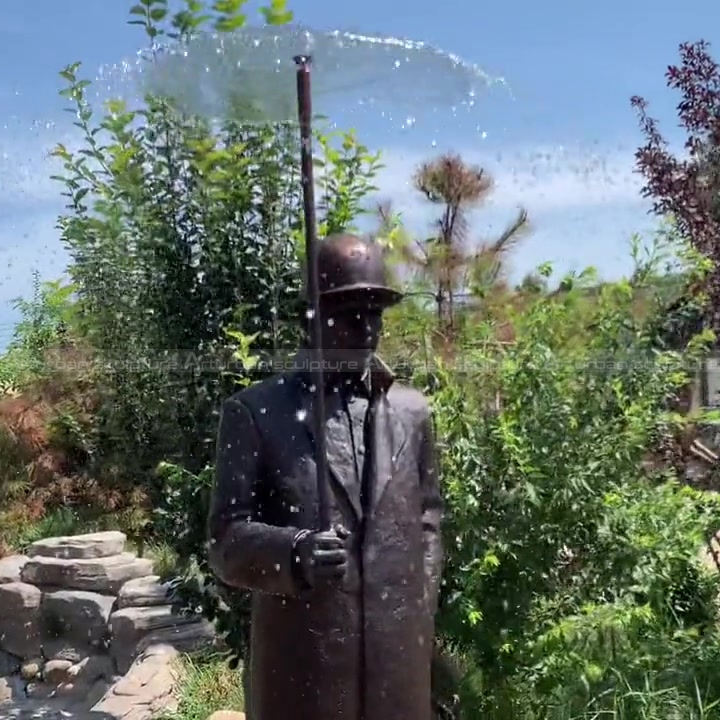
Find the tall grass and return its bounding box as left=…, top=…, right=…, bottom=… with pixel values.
left=159, top=653, right=245, bottom=720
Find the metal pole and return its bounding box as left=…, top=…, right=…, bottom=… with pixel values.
left=294, top=54, right=331, bottom=532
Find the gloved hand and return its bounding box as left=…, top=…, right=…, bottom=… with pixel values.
left=293, top=526, right=349, bottom=588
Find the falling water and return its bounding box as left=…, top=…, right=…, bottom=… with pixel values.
left=0, top=23, right=653, bottom=342
left=95, top=25, right=509, bottom=127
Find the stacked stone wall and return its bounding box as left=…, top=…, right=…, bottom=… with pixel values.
left=0, top=531, right=214, bottom=720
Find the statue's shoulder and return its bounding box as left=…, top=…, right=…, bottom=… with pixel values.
left=386, top=382, right=431, bottom=425
left=224, top=372, right=297, bottom=413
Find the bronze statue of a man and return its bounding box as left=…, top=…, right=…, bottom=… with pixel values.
left=208, top=233, right=444, bottom=720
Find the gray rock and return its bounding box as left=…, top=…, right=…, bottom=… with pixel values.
left=54, top=681, right=78, bottom=697
left=108, top=606, right=204, bottom=674
left=77, top=678, right=111, bottom=711
left=92, top=643, right=179, bottom=719
left=68, top=655, right=114, bottom=685
left=25, top=681, right=53, bottom=699
left=41, top=641, right=88, bottom=664
left=27, top=532, right=126, bottom=560
left=20, top=658, right=43, bottom=681
left=11, top=705, right=115, bottom=720
left=21, top=553, right=153, bottom=594
left=117, top=576, right=170, bottom=609
left=0, top=556, right=27, bottom=585
left=0, top=583, right=42, bottom=659
left=0, top=652, right=19, bottom=677
left=136, top=618, right=215, bottom=655
left=43, top=659, right=73, bottom=685
left=42, top=590, right=115, bottom=648
left=0, top=675, right=25, bottom=704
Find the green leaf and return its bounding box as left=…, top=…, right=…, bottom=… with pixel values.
left=259, top=5, right=293, bottom=24
left=212, top=0, right=247, bottom=13
left=213, top=14, right=246, bottom=32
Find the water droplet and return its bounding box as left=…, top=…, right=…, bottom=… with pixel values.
left=296, top=409, right=308, bottom=422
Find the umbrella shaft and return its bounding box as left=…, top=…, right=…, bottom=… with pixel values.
left=295, top=56, right=331, bottom=532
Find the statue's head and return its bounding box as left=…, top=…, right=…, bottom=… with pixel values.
left=303, top=233, right=403, bottom=368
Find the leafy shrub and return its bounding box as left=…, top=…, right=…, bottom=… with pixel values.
left=430, top=252, right=720, bottom=718
left=50, top=0, right=381, bottom=500
left=6, top=6, right=720, bottom=719
left=0, top=273, right=75, bottom=392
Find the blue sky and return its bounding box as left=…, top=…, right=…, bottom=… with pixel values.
left=0, top=0, right=718, bottom=348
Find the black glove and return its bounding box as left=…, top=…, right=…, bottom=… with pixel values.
left=293, top=527, right=349, bottom=588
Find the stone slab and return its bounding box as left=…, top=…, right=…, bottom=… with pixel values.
left=21, top=554, right=153, bottom=595
left=0, top=583, right=42, bottom=659
left=0, top=558, right=26, bottom=585
left=109, top=606, right=206, bottom=674
left=27, top=532, right=126, bottom=561
left=92, top=644, right=179, bottom=720
left=117, top=576, right=170, bottom=609
left=42, top=590, right=115, bottom=648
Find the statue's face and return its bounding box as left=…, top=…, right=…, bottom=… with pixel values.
left=320, top=301, right=383, bottom=367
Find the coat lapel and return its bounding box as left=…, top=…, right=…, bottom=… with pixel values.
left=296, top=380, right=363, bottom=521
left=291, top=352, right=407, bottom=520
left=370, top=393, right=407, bottom=513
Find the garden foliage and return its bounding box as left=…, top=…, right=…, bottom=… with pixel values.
left=2, top=7, right=720, bottom=718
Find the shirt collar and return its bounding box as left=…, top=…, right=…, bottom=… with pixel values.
left=292, top=349, right=394, bottom=398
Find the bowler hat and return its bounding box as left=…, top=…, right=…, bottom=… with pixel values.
left=311, top=233, right=403, bottom=307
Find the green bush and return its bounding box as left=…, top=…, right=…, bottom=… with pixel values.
left=50, top=0, right=381, bottom=497
left=6, top=3, right=720, bottom=717
left=430, top=252, right=720, bottom=718
left=46, top=0, right=384, bottom=671
left=0, top=272, right=76, bottom=393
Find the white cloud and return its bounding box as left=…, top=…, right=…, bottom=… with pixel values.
left=0, top=120, right=648, bottom=214
left=0, top=126, right=657, bottom=340
left=373, top=143, right=647, bottom=215
left=358, top=143, right=655, bottom=284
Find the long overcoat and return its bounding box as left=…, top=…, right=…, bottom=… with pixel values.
left=207, top=357, right=443, bottom=720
